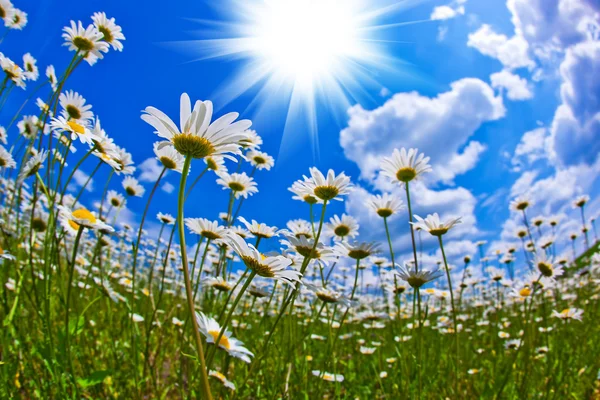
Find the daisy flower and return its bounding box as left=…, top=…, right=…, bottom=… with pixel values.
left=50, top=116, right=96, bottom=146
left=335, top=241, right=379, bottom=260
left=312, top=370, right=344, bottom=382
left=304, top=283, right=353, bottom=307
left=59, top=90, right=94, bottom=123
left=380, top=148, right=431, bottom=184
left=0, top=245, right=16, bottom=261
left=0, top=1, right=15, bottom=26
left=367, top=193, right=405, bottom=218
left=202, top=277, right=234, bottom=292
left=6, top=7, right=25, bottom=30
left=289, top=179, right=320, bottom=204
left=246, top=150, right=274, bottom=170
left=0, top=126, right=6, bottom=144
left=510, top=195, right=532, bottom=212
left=209, top=370, right=236, bottom=391
left=394, top=262, right=443, bottom=288
left=22, top=53, right=39, bottom=81
left=281, top=219, right=313, bottom=239
left=204, top=154, right=226, bottom=172
left=216, top=171, right=258, bottom=199
left=0, top=53, right=25, bottom=88
left=504, top=339, right=522, bottom=350
left=225, top=232, right=301, bottom=286
left=57, top=205, right=113, bottom=235
left=238, top=217, right=278, bottom=238
left=141, top=93, right=251, bottom=160
left=153, top=142, right=185, bottom=173
left=532, top=253, right=563, bottom=279
left=573, top=194, right=589, bottom=208
left=112, top=146, right=135, bottom=175
left=195, top=312, right=254, bottom=363
left=325, top=214, right=359, bottom=240
left=91, top=12, right=125, bottom=51
left=0, top=145, right=16, bottom=169
left=17, top=115, right=39, bottom=138
left=552, top=308, right=583, bottom=321
left=185, top=217, right=227, bottom=241
left=281, top=235, right=337, bottom=264
left=122, top=176, right=145, bottom=197
left=46, top=65, right=58, bottom=91
left=412, top=213, right=462, bottom=236
left=17, top=150, right=48, bottom=184
left=157, top=212, right=176, bottom=225
left=302, top=167, right=352, bottom=202
left=62, top=20, right=110, bottom=65
left=107, top=190, right=126, bottom=209
left=239, top=129, right=262, bottom=149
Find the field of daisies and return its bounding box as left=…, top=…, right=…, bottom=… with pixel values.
left=0, top=3, right=599, bottom=399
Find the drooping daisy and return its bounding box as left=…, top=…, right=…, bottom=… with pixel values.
left=202, top=277, right=234, bottom=292
left=46, top=65, right=58, bottom=91
left=552, top=308, right=583, bottom=322
left=62, top=20, right=110, bottom=65
left=59, top=90, right=94, bottom=123
left=325, top=214, right=359, bottom=240
left=0, top=145, right=16, bottom=169
left=195, top=312, right=254, bottom=363
left=0, top=53, right=25, bottom=88
left=185, top=217, right=227, bottom=241
left=91, top=12, right=125, bottom=51
left=22, top=53, right=39, bottom=81
left=153, top=142, right=185, bottom=173
left=225, top=232, right=301, bottom=286
left=17, top=150, right=48, bottom=184
left=141, top=93, right=251, bottom=160
left=312, top=370, right=344, bottom=382
left=367, top=193, right=405, bottom=218
left=216, top=171, right=258, bottom=199
left=394, top=262, right=443, bottom=288
left=204, top=154, right=226, bottom=172
left=302, top=167, right=352, bottom=202
left=57, top=205, right=113, bottom=235
left=238, top=217, right=278, bottom=239
left=412, top=213, right=462, bottom=237
left=380, top=148, right=431, bottom=184
left=246, top=150, right=274, bottom=171
left=122, top=176, right=145, bottom=197
left=289, top=179, right=321, bottom=204
left=209, top=370, right=236, bottom=391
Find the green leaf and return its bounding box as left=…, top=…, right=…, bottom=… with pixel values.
left=77, top=370, right=111, bottom=388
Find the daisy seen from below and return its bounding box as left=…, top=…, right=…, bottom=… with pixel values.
left=7, top=7, right=25, bottom=30
left=141, top=92, right=251, bottom=160
left=335, top=241, right=379, bottom=260
left=50, top=116, right=96, bottom=146
left=303, top=167, right=352, bottom=202
left=380, top=147, right=431, bottom=184
left=0, top=1, right=15, bottom=26
left=62, top=20, right=110, bottom=64
left=195, top=312, right=254, bottom=363
left=225, top=232, right=301, bottom=286
left=209, top=370, right=235, bottom=391
left=0, top=53, right=25, bottom=88
left=216, top=171, right=258, bottom=199
left=532, top=253, right=564, bottom=279
left=59, top=90, right=94, bottom=123
left=122, top=176, right=145, bottom=197
left=367, top=193, right=405, bottom=218
left=17, top=150, right=48, bottom=184
left=238, top=217, right=278, bottom=239
left=246, top=149, right=274, bottom=171
left=57, top=205, right=113, bottom=235
left=412, top=213, right=462, bottom=236
left=185, top=217, right=227, bottom=242
left=22, top=53, right=38, bottom=81
left=153, top=142, right=185, bottom=173
left=395, top=262, right=443, bottom=289
left=326, top=214, right=359, bottom=241
left=510, top=195, right=532, bottom=212
left=91, top=12, right=125, bottom=51
left=0, top=145, right=16, bottom=169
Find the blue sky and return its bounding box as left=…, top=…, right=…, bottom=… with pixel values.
left=4, top=0, right=600, bottom=271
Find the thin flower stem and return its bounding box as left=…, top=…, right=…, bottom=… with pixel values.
left=177, top=156, right=212, bottom=400
left=405, top=182, right=419, bottom=272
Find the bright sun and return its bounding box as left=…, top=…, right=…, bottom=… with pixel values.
left=184, top=0, right=414, bottom=159
left=252, top=0, right=361, bottom=88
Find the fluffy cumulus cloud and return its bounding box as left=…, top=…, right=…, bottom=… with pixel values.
left=71, top=169, right=94, bottom=192
left=490, top=69, right=533, bottom=100
left=550, top=41, right=600, bottom=166
left=340, top=78, right=504, bottom=184
left=467, top=24, right=535, bottom=69
left=431, top=5, right=464, bottom=21
left=138, top=157, right=165, bottom=182
left=511, top=127, right=551, bottom=170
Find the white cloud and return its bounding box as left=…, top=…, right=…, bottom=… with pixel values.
left=510, top=170, right=538, bottom=197
left=511, top=127, right=551, bottom=170
left=431, top=5, right=464, bottom=21
left=490, top=69, right=533, bottom=100
left=72, top=169, right=94, bottom=192
left=138, top=158, right=164, bottom=182
left=467, top=24, right=535, bottom=69
left=161, top=182, right=175, bottom=194
left=550, top=41, right=600, bottom=166
left=340, top=78, right=504, bottom=184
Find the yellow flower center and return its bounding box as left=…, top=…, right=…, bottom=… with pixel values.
left=396, top=167, right=416, bottom=182
left=172, top=133, right=215, bottom=159
left=519, top=287, right=532, bottom=297
left=66, top=120, right=85, bottom=135
left=209, top=330, right=231, bottom=349
left=68, top=208, right=96, bottom=231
